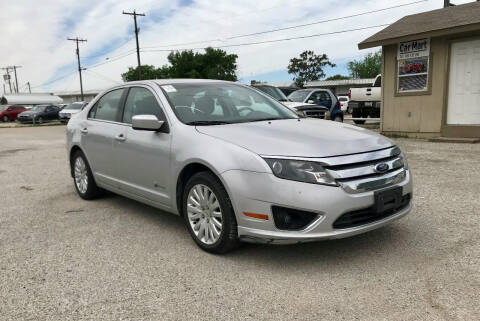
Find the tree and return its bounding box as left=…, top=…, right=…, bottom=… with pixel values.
left=121, top=47, right=238, bottom=82
left=287, top=50, right=335, bottom=87
left=121, top=65, right=162, bottom=82
left=347, top=50, right=381, bottom=79
left=325, top=74, right=350, bottom=81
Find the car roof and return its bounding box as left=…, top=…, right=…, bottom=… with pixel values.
left=137, top=79, right=232, bottom=86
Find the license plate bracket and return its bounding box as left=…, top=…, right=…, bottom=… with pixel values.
left=374, top=186, right=403, bottom=214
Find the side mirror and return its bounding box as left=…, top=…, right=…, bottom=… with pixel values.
left=307, top=100, right=315, bottom=104
left=132, top=115, right=165, bottom=131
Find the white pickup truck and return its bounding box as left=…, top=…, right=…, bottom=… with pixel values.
left=348, top=74, right=381, bottom=124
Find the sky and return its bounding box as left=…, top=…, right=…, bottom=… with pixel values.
left=0, top=0, right=475, bottom=94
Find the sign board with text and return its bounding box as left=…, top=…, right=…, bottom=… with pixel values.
left=397, top=38, right=430, bottom=59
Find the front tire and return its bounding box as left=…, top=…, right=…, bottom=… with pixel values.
left=183, top=171, right=239, bottom=254
left=2, top=115, right=8, bottom=122
left=71, top=150, right=103, bottom=200
left=36, top=117, right=43, bottom=124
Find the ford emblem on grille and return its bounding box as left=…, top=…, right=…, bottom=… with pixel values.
left=374, top=163, right=389, bottom=173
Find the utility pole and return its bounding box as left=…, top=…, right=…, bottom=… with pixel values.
left=123, top=10, right=145, bottom=80
left=27, top=82, right=31, bottom=93
left=1, top=67, right=13, bottom=93
left=12, top=66, right=21, bottom=93
left=67, top=37, right=87, bottom=101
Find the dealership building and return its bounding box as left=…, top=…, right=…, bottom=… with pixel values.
left=359, top=2, right=480, bottom=139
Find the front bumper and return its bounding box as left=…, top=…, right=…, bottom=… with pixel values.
left=221, top=169, right=412, bottom=244
left=59, top=113, right=71, bottom=122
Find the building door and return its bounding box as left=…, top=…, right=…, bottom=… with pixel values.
left=447, top=38, right=480, bottom=125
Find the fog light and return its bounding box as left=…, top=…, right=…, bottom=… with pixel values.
left=271, top=206, right=318, bottom=231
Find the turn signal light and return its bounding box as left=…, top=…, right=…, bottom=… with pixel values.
left=243, top=212, right=269, bottom=220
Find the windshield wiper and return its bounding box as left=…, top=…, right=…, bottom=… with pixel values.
left=241, top=117, right=285, bottom=123
left=185, top=120, right=231, bottom=126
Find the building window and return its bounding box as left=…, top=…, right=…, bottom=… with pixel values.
left=397, top=56, right=429, bottom=92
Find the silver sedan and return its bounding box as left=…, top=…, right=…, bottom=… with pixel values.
left=67, top=79, right=412, bottom=253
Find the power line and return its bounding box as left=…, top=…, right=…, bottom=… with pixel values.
left=123, top=10, right=145, bottom=80
left=141, top=24, right=391, bottom=52
left=67, top=37, right=87, bottom=100
left=84, top=69, right=123, bottom=85
left=143, top=0, right=428, bottom=49
left=226, top=0, right=429, bottom=40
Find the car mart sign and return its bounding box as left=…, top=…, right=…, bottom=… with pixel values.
left=398, top=38, right=430, bottom=59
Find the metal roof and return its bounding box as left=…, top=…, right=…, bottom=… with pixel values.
left=305, top=78, right=375, bottom=88
left=1, top=93, right=63, bottom=105
left=359, top=2, right=480, bottom=49
left=264, top=81, right=297, bottom=88
left=55, top=89, right=102, bottom=96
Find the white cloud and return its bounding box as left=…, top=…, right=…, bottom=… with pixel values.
left=0, top=0, right=474, bottom=93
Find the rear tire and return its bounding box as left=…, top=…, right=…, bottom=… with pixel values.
left=352, top=108, right=366, bottom=124
left=71, top=150, right=103, bottom=200
left=183, top=171, right=240, bottom=254
left=36, top=117, right=43, bottom=124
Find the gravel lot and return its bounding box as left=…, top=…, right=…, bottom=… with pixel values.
left=1, top=126, right=479, bottom=321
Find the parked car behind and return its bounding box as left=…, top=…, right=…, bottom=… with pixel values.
left=278, top=86, right=298, bottom=97
left=251, top=84, right=289, bottom=102
left=17, top=105, right=61, bottom=123
left=67, top=79, right=412, bottom=254
left=252, top=84, right=330, bottom=120
left=337, top=95, right=350, bottom=113
left=59, top=102, right=88, bottom=123
left=288, top=89, right=344, bottom=122
left=0, top=105, right=27, bottom=122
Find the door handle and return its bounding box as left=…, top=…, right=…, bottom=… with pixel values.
left=80, top=128, right=88, bottom=134
left=115, top=133, right=126, bottom=142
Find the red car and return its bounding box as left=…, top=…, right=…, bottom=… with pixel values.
left=0, top=105, right=27, bottom=122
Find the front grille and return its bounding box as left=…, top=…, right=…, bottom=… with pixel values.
left=333, top=193, right=411, bottom=229
left=304, top=110, right=325, bottom=119
left=320, top=146, right=407, bottom=193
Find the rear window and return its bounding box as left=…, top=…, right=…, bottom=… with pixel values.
left=338, top=97, right=347, bottom=101
left=288, top=90, right=310, bottom=103
left=65, top=102, right=85, bottom=110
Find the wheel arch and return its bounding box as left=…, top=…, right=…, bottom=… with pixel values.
left=69, top=145, right=84, bottom=177
left=175, top=162, right=230, bottom=217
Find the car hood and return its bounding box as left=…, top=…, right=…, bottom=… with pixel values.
left=196, top=118, right=394, bottom=158
left=18, top=111, right=39, bottom=116
left=60, top=109, right=81, bottom=114
left=282, top=101, right=317, bottom=109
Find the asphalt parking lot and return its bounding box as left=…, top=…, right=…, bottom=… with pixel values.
left=1, top=125, right=479, bottom=320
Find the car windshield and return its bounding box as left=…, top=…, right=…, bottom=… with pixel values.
left=161, top=83, right=299, bottom=125
left=0, top=105, right=8, bottom=111
left=288, top=90, right=310, bottom=102
left=253, top=86, right=289, bottom=102
left=31, top=106, right=47, bottom=111
left=65, top=102, right=84, bottom=110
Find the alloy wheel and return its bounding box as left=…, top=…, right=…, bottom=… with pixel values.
left=74, top=156, right=88, bottom=194
left=187, top=184, right=223, bottom=245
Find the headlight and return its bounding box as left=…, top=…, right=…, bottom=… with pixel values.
left=264, top=158, right=337, bottom=186
left=400, top=152, right=409, bottom=170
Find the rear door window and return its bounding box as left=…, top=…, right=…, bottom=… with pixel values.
left=89, top=89, right=124, bottom=122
